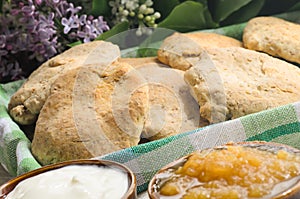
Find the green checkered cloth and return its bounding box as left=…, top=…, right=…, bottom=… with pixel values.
left=1, top=12, right=300, bottom=195
left=0, top=80, right=41, bottom=176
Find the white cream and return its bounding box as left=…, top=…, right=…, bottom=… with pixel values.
left=5, top=165, right=129, bottom=199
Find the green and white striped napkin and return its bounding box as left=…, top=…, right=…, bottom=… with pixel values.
left=0, top=80, right=299, bottom=194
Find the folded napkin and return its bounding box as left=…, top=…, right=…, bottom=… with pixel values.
left=1, top=80, right=300, bottom=194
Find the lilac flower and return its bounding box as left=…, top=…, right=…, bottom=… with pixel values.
left=15, top=33, right=30, bottom=51
left=37, top=29, right=50, bottom=41
left=0, top=59, right=24, bottom=82
left=77, top=25, right=97, bottom=43
left=79, top=14, right=87, bottom=25
left=61, top=15, right=80, bottom=34
left=38, top=13, right=55, bottom=28
left=66, top=3, right=81, bottom=16
left=92, top=16, right=110, bottom=34
left=76, top=15, right=109, bottom=42
left=60, top=2, right=109, bottom=40
left=34, top=0, right=43, bottom=6
left=0, top=50, right=8, bottom=57
left=21, top=5, right=35, bottom=17
left=0, top=35, right=6, bottom=48
left=0, top=0, right=109, bottom=82
left=0, top=0, right=57, bottom=81
left=49, top=1, right=69, bottom=17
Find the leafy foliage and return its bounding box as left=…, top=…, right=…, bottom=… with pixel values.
left=96, top=21, right=129, bottom=41
left=1, top=0, right=300, bottom=82
left=209, top=0, right=252, bottom=22
left=290, top=2, right=300, bottom=11
left=220, top=0, right=266, bottom=26
left=152, top=0, right=180, bottom=22
left=77, top=0, right=300, bottom=35
left=259, top=0, right=300, bottom=15
left=92, top=0, right=110, bottom=16
left=158, top=1, right=217, bottom=32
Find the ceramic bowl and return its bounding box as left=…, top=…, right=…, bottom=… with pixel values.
left=148, top=141, right=300, bottom=199
left=0, top=159, right=137, bottom=199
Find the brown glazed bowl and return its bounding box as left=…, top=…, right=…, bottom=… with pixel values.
left=148, top=141, right=300, bottom=199
left=0, top=159, right=137, bottom=199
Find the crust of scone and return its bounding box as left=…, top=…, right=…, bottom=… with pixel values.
left=243, top=16, right=300, bottom=64
left=119, top=57, right=160, bottom=66
left=120, top=57, right=200, bottom=140
left=184, top=32, right=242, bottom=49
left=184, top=47, right=300, bottom=124
left=8, top=41, right=120, bottom=125
left=32, top=62, right=148, bottom=165
left=157, top=32, right=242, bottom=71
left=139, top=63, right=200, bottom=140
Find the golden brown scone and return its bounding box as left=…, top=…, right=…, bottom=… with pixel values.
left=184, top=32, right=242, bottom=49
left=184, top=47, right=300, bottom=124
left=142, top=81, right=200, bottom=140
left=243, top=16, right=300, bottom=64
left=119, top=57, right=160, bottom=66
left=32, top=62, right=148, bottom=165
left=157, top=32, right=242, bottom=71
left=120, top=58, right=200, bottom=140
left=8, top=41, right=120, bottom=125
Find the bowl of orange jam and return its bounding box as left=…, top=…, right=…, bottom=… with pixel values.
left=148, top=141, right=300, bottom=199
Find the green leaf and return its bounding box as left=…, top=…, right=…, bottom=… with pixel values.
left=220, top=0, right=266, bottom=26
left=91, top=0, right=110, bottom=16
left=259, top=0, right=300, bottom=15
left=274, top=10, right=300, bottom=23
left=158, top=1, right=217, bottom=32
left=193, top=0, right=209, bottom=4
left=67, top=41, right=82, bottom=47
left=200, top=22, right=247, bottom=41
left=96, top=21, right=129, bottom=41
left=152, top=0, right=180, bottom=22
left=288, top=2, right=300, bottom=11
left=210, top=0, right=252, bottom=22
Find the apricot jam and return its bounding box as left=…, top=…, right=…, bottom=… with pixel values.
left=159, top=145, right=300, bottom=199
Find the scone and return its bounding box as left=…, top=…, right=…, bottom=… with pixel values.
left=184, top=47, right=300, bottom=124
left=243, top=16, right=300, bottom=64
left=158, top=32, right=242, bottom=71
left=32, top=62, right=148, bottom=165
left=119, top=57, right=160, bottom=66
left=8, top=41, right=120, bottom=125
left=120, top=57, right=200, bottom=140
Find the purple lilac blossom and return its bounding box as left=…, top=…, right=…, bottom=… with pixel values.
left=0, top=0, right=109, bottom=82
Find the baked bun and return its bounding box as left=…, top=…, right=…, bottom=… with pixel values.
left=158, top=32, right=242, bottom=71
left=8, top=41, right=120, bottom=125
left=243, top=16, right=300, bottom=64
left=185, top=47, right=300, bottom=124
left=32, top=62, right=148, bottom=165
